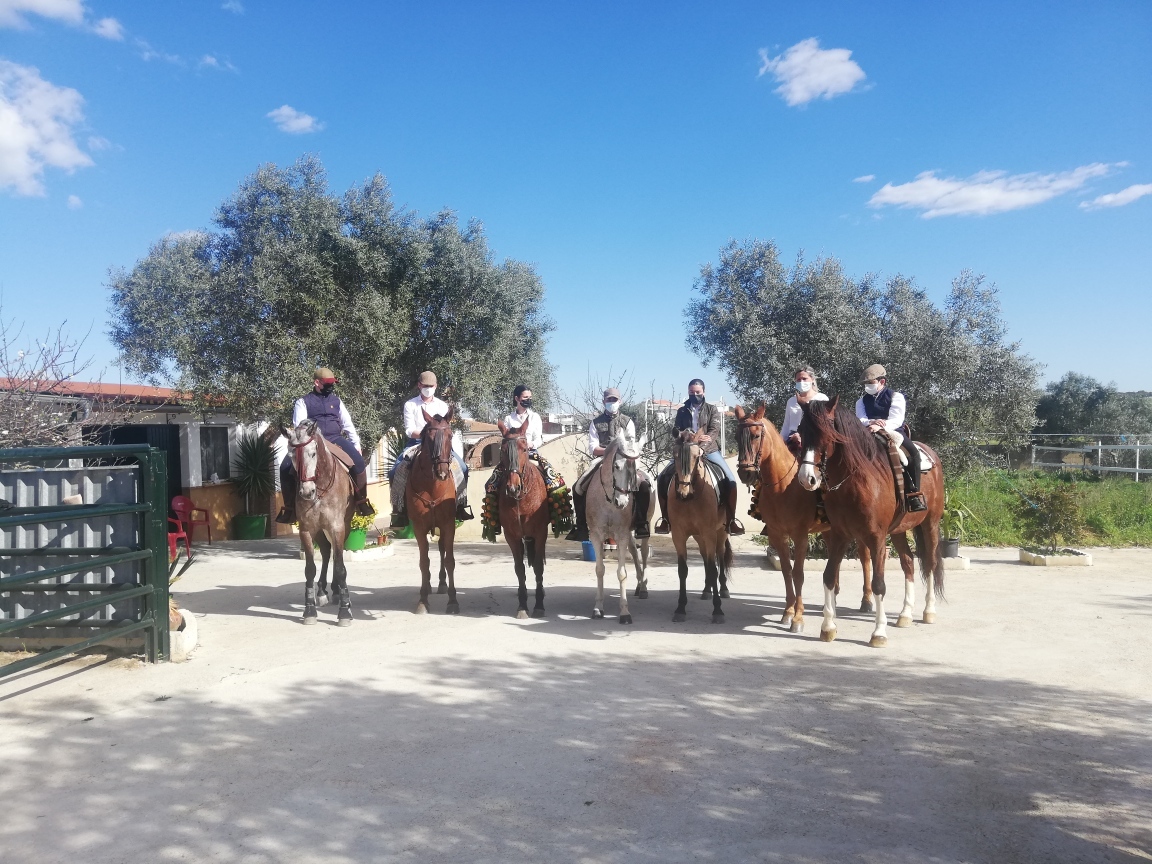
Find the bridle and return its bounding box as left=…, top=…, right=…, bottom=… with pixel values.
left=800, top=445, right=856, bottom=492
left=410, top=422, right=457, bottom=509
left=599, top=439, right=638, bottom=507
left=674, top=438, right=698, bottom=498
left=502, top=435, right=527, bottom=501
left=736, top=420, right=765, bottom=484
left=292, top=432, right=336, bottom=500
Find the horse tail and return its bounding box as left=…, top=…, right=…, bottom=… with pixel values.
left=524, top=536, right=536, bottom=569
left=914, top=521, right=945, bottom=600
left=719, top=537, right=734, bottom=585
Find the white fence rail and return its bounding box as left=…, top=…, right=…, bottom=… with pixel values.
left=1030, top=440, right=1150, bottom=481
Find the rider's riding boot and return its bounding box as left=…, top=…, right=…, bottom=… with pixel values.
left=813, top=491, right=831, bottom=530
left=565, top=492, right=589, bottom=541
left=654, top=470, right=671, bottom=534
left=724, top=480, right=745, bottom=535
left=390, top=507, right=409, bottom=528
left=456, top=498, right=475, bottom=521
left=903, top=442, right=927, bottom=512
left=632, top=482, right=652, bottom=539
left=352, top=470, right=375, bottom=518
left=276, top=472, right=297, bottom=524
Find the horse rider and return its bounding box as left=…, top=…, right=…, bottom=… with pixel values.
left=276, top=367, right=373, bottom=524
left=654, top=378, right=745, bottom=536
left=390, top=370, right=474, bottom=524
left=780, top=365, right=829, bottom=452
left=856, top=363, right=927, bottom=512
left=565, top=387, right=652, bottom=542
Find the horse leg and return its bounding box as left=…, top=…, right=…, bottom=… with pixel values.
left=707, top=532, right=725, bottom=623
left=868, top=535, right=889, bottom=648
left=892, top=532, right=917, bottom=628
left=920, top=516, right=940, bottom=624
left=316, top=533, right=332, bottom=607
left=414, top=526, right=433, bottom=615
left=616, top=529, right=632, bottom=625
left=333, top=537, right=352, bottom=626
left=591, top=522, right=606, bottom=620
left=436, top=525, right=449, bottom=594
left=627, top=530, right=647, bottom=600
left=511, top=532, right=529, bottom=619
left=300, top=531, right=318, bottom=624
left=770, top=529, right=796, bottom=625
left=820, top=531, right=850, bottom=642
left=859, top=544, right=874, bottom=613
left=672, top=531, right=689, bottom=622
left=790, top=532, right=809, bottom=634
left=529, top=533, right=546, bottom=617
left=442, top=519, right=459, bottom=615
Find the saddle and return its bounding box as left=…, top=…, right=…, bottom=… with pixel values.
left=323, top=438, right=355, bottom=473
left=390, top=444, right=466, bottom=514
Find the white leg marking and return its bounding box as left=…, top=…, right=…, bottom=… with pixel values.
left=617, top=539, right=630, bottom=619
left=924, top=570, right=937, bottom=618
left=899, top=575, right=915, bottom=622
left=872, top=593, right=887, bottom=642
left=592, top=529, right=605, bottom=616
left=821, top=585, right=837, bottom=634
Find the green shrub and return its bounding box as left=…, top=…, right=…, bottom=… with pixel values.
left=1010, top=482, right=1087, bottom=554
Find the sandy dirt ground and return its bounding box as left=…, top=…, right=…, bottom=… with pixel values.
left=1, top=536, right=1150, bottom=864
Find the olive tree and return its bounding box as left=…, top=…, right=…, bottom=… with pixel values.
left=684, top=239, right=1041, bottom=467
left=108, top=156, right=555, bottom=445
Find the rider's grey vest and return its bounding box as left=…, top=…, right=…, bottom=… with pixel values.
left=593, top=412, right=631, bottom=448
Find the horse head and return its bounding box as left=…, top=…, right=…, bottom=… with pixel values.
left=497, top=420, right=529, bottom=500
left=734, top=404, right=770, bottom=487
left=601, top=432, right=639, bottom=510
left=284, top=419, right=322, bottom=500
left=673, top=429, right=705, bottom=500
left=796, top=396, right=841, bottom=491
left=420, top=405, right=455, bottom=481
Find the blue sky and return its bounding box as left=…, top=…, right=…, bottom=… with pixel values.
left=1, top=1, right=1150, bottom=408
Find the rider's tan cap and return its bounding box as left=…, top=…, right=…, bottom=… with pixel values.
left=861, top=363, right=887, bottom=383
left=418, top=370, right=437, bottom=387
left=603, top=387, right=621, bottom=401
left=313, top=367, right=337, bottom=382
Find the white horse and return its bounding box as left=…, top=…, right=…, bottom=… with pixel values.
left=586, top=432, right=654, bottom=624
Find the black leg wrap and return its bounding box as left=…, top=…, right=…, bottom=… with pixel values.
left=633, top=482, right=651, bottom=538
left=565, top=492, right=588, bottom=541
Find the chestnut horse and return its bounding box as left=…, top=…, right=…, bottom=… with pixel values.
left=734, top=405, right=873, bottom=635
left=669, top=429, right=732, bottom=624
left=797, top=398, right=945, bottom=647
left=407, top=407, right=460, bottom=615
left=283, top=420, right=355, bottom=626
left=496, top=420, right=551, bottom=619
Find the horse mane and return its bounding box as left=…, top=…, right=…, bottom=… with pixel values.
left=825, top=400, right=889, bottom=479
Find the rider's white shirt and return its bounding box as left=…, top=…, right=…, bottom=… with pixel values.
left=403, top=395, right=463, bottom=456
left=855, top=389, right=906, bottom=433
left=780, top=392, right=829, bottom=441
left=502, top=408, right=543, bottom=450
left=586, top=416, right=636, bottom=458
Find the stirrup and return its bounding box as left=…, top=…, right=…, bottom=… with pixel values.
left=456, top=503, right=475, bottom=521
left=727, top=518, right=746, bottom=536
left=634, top=521, right=651, bottom=539
left=653, top=517, right=671, bottom=535
left=355, top=499, right=375, bottom=518
left=275, top=507, right=296, bottom=525
left=390, top=511, right=409, bottom=528
left=905, top=493, right=927, bottom=512
left=565, top=525, right=589, bottom=542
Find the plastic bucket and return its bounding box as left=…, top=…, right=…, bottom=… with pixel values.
left=581, top=540, right=596, bottom=561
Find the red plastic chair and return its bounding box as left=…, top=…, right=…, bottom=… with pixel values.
left=171, top=495, right=212, bottom=546
left=168, top=518, right=190, bottom=562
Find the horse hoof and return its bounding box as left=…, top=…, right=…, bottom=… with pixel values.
left=619, top=614, right=632, bottom=625
left=673, top=612, right=686, bottom=623
left=711, top=613, right=725, bottom=624
left=591, top=608, right=604, bottom=619
left=860, top=600, right=874, bottom=613
left=302, top=614, right=318, bottom=625
left=446, top=602, right=460, bottom=615
left=699, top=590, right=711, bottom=600
left=869, top=635, right=888, bottom=648
left=720, top=587, right=730, bottom=599
left=414, top=603, right=428, bottom=615
left=922, top=612, right=936, bottom=624
left=516, top=609, right=529, bottom=620
left=531, top=608, right=546, bottom=618
left=790, top=618, right=804, bottom=634
left=819, top=629, right=836, bottom=642
left=634, top=587, right=648, bottom=600
left=336, top=617, right=352, bottom=627
left=780, top=612, right=794, bottom=626
left=437, top=584, right=448, bottom=595
left=318, top=591, right=331, bottom=607
left=895, top=615, right=913, bottom=628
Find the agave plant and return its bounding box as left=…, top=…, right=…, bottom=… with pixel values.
left=231, top=428, right=277, bottom=516
left=380, top=427, right=408, bottom=478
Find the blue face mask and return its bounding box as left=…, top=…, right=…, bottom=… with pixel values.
left=795, top=381, right=812, bottom=393
left=604, top=401, right=620, bottom=415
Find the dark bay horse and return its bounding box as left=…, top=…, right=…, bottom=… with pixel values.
left=797, top=398, right=945, bottom=647
left=668, top=429, right=732, bottom=624
left=283, top=420, right=356, bottom=626
left=496, top=420, right=551, bottom=619
left=735, top=405, right=873, bottom=634
left=407, top=407, right=459, bottom=615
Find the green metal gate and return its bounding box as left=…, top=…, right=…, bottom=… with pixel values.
left=0, top=444, right=171, bottom=678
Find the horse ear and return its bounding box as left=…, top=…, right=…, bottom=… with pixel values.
left=734, top=406, right=745, bottom=420
left=422, top=407, right=434, bottom=425
left=497, top=420, right=507, bottom=436
left=754, top=403, right=766, bottom=420
left=443, top=405, right=454, bottom=423
left=829, top=395, right=839, bottom=412
left=280, top=425, right=292, bottom=440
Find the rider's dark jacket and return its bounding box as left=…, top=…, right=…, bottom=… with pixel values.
left=674, top=399, right=721, bottom=455
left=302, top=391, right=346, bottom=442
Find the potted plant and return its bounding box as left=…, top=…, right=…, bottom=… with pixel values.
left=231, top=429, right=276, bottom=540
left=939, top=495, right=973, bottom=558
left=345, top=511, right=375, bottom=551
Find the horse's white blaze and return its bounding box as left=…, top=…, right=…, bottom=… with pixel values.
left=872, top=592, right=887, bottom=641
left=821, top=584, right=837, bottom=634
left=798, top=449, right=821, bottom=490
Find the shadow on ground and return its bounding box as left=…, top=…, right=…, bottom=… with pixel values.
left=2, top=651, right=1148, bottom=863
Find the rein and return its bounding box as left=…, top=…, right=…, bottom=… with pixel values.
left=598, top=442, right=638, bottom=507
left=294, top=434, right=336, bottom=501
left=411, top=426, right=456, bottom=510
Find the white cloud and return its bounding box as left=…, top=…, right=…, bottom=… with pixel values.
left=1079, top=183, right=1152, bottom=211
left=0, top=0, right=85, bottom=29
left=853, top=174, right=875, bottom=183
left=221, top=0, right=243, bottom=12
left=266, top=104, right=324, bottom=134
left=66, top=192, right=81, bottom=208
left=757, top=38, right=866, bottom=107
left=136, top=38, right=181, bottom=64
left=199, top=54, right=237, bottom=73
left=868, top=163, right=1118, bottom=218
left=90, top=15, right=122, bottom=40
left=86, top=133, right=112, bottom=150
left=0, top=59, right=93, bottom=196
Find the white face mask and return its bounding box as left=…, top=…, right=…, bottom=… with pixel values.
left=795, top=380, right=812, bottom=394
left=864, top=382, right=881, bottom=396
left=604, top=401, right=620, bottom=415
left=420, top=386, right=435, bottom=399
